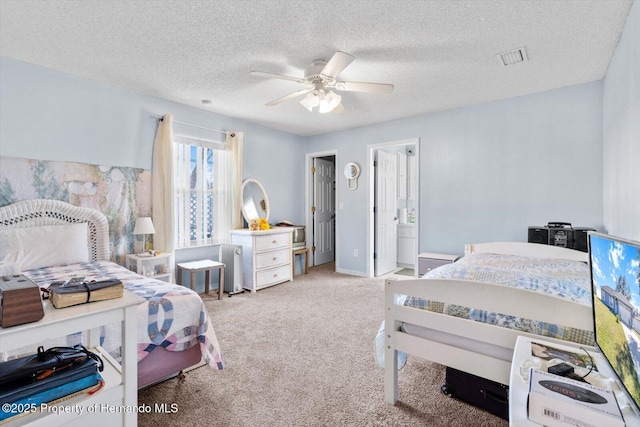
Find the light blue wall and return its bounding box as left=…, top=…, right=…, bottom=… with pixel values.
left=0, top=56, right=608, bottom=278
left=308, top=82, right=604, bottom=274
left=0, top=57, right=308, bottom=287
left=0, top=57, right=307, bottom=227
left=603, top=0, right=640, bottom=242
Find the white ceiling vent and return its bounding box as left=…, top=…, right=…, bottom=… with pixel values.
left=497, top=47, right=528, bottom=66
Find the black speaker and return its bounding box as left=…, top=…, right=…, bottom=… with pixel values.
left=528, top=227, right=549, bottom=244
left=573, top=227, right=596, bottom=252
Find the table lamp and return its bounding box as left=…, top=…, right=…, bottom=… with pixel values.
left=133, top=217, right=155, bottom=254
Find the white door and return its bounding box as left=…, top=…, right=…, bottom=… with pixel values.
left=375, top=150, right=398, bottom=276
left=313, top=157, right=335, bottom=265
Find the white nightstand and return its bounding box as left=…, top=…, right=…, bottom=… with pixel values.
left=509, top=336, right=640, bottom=426
left=417, top=252, right=459, bottom=276
left=125, top=253, right=172, bottom=281
left=0, top=291, right=143, bottom=426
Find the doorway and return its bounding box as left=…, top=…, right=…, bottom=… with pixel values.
left=306, top=151, right=337, bottom=269
left=368, top=139, right=419, bottom=277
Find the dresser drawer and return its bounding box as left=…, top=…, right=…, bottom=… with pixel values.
left=255, top=248, right=290, bottom=269
left=256, top=264, right=292, bottom=288
left=255, top=233, right=290, bottom=252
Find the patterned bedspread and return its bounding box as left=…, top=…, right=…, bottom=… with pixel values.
left=23, top=261, right=224, bottom=370
left=375, top=253, right=593, bottom=368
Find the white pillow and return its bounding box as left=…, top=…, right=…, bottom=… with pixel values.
left=0, top=223, right=90, bottom=271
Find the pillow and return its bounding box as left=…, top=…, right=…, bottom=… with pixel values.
left=0, top=223, right=89, bottom=271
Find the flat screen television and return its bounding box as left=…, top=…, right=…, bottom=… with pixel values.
left=589, top=231, right=640, bottom=412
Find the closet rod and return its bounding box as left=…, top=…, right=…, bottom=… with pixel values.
left=152, top=114, right=232, bottom=136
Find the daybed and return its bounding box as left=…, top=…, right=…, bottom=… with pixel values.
left=0, top=199, right=223, bottom=388
left=379, top=242, right=593, bottom=404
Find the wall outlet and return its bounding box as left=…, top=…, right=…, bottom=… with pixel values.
left=353, top=249, right=358, bottom=257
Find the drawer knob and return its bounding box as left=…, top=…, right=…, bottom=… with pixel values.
left=273, top=273, right=278, bottom=278
left=273, top=257, right=277, bottom=261
left=272, top=240, right=277, bottom=244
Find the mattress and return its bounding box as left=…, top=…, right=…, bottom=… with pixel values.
left=375, top=253, right=593, bottom=368
left=405, top=253, right=594, bottom=345
left=20, top=260, right=224, bottom=370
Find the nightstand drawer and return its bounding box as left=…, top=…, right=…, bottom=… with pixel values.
left=418, top=252, right=459, bottom=276
left=255, top=248, right=290, bottom=269
left=256, top=264, right=291, bottom=288
left=255, top=233, right=290, bottom=251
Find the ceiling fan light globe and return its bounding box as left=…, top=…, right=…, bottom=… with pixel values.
left=300, top=91, right=322, bottom=111
left=319, top=91, right=341, bottom=114
left=300, top=95, right=315, bottom=111
left=311, top=93, right=321, bottom=107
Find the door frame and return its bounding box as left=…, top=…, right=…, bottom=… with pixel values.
left=367, top=138, right=420, bottom=278
left=305, top=149, right=338, bottom=270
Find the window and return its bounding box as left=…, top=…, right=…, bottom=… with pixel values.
left=173, top=137, right=226, bottom=248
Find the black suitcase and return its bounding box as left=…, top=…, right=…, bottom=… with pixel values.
left=441, top=367, right=509, bottom=420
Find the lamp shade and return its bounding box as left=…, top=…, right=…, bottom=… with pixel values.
left=133, top=217, right=155, bottom=235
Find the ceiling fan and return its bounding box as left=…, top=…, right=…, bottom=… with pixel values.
left=250, top=51, right=394, bottom=114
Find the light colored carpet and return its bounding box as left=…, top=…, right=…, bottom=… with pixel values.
left=395, top=268, right=415, bottom=277
left=138, top=263, right=508, bottom=426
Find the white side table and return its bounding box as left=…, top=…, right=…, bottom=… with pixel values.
left=509, top=335, right=640, bottom=426
left=125, top=253, right=172, bottom=282
left=417, top=252, right=459, bottom=276
left=0, top=290, right=143, bottom=427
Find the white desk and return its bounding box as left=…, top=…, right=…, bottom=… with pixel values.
left=509, top=336, right=640, bottom=426
left=0, top=291, right=143, bottom=427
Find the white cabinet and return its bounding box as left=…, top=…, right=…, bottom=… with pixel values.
left=0, top=291, right=143, bottom=427
left=397, top=224, right=415, bottom=267
left=230, top=228, right=294, bottom=292
left=125, top=253, right=171, bottom=281
left=509, top=336, right=640, bottom=426
left=417, top=252, right=459, bottom=276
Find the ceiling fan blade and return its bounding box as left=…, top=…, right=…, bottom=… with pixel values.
left=250, top=71, right=307, bottom=84
left=334, top=81, right=394, bottom=94
left=265, top=88, right=312, bottom=106
left=320, top=51, right=355, bottom=79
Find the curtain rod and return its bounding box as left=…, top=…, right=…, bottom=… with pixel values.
left=152, top=114, right=234, bottom=137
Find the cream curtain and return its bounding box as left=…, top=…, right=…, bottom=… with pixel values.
left=226, top=131, right=244, bottom=232
left=151, top=114, right=175, bottom=259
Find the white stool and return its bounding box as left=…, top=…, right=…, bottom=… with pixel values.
left=176, top=260, right=224, bottom=299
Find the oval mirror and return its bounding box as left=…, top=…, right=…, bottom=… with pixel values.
left=241, top=178, right=270, bottom=224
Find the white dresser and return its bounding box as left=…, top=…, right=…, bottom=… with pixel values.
left=230, top=228, right=294, bottom=292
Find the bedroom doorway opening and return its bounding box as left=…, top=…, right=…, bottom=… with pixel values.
left=305, top=151, right=337, bottom=270
left=368, top=138, right=420, bottom=277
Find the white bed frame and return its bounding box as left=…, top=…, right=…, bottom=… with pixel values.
left=384, top=242, right=593, bottom=404
left=0, top=198, right=110, bottom=261
left=0, top=199, right=202, bottom=389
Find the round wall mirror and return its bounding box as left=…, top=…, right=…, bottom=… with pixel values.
left=241, top=178, right=270, bottom=224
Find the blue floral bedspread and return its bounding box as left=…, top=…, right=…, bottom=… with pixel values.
left=24, top=261, right=224, bottom=370
left=375, top=253, right=593, bottom=368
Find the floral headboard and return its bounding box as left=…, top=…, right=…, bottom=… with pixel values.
left=0, top=199, right=110, bottom=262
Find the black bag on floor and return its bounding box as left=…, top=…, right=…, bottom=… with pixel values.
left=441, top=367, right=509, bottom=420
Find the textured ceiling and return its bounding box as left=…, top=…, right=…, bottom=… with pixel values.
left=0, top=0, right=633, bottom=136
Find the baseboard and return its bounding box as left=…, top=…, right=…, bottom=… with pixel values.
left=335, top=267, right=367, bottom=277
